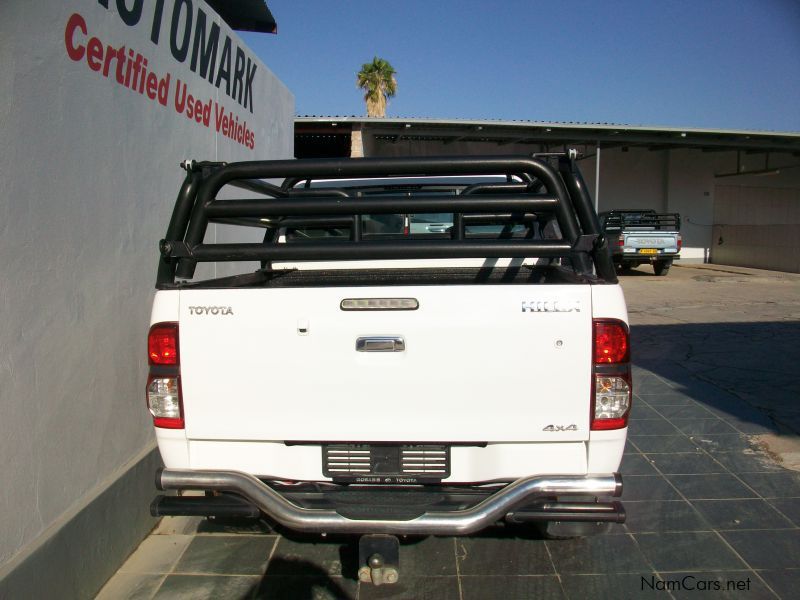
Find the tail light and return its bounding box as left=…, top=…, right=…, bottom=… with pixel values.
left=617, top=237, right=624, bottom=247
left=677, top=234, right=682, bottom=251
left=147, top=322, right=184, bottom=429
left=592, top=319, right=631, bottom=430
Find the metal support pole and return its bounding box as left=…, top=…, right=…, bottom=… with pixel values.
left=594, top=143, right=601, bottom=212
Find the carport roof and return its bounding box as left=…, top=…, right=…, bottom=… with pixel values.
left=207, top=1, right=277, bottom=34
left=296, top=116, right=800, bottom=154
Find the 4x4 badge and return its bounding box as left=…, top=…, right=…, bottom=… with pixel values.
left=543, top=424, right=578, bottom=432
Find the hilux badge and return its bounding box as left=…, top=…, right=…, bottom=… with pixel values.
left=522, top=299, right=581, bottom=313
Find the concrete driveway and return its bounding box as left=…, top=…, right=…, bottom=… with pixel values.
left=97, top=264, right=800, bottom=599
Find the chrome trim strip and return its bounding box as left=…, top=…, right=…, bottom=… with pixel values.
left=157, top=469, right=622, bottom=535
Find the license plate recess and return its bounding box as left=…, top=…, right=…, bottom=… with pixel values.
left=323, top=444, right=451, bottom=484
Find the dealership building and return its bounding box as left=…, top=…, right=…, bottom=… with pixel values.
left=1, top=1, right=799, bottom=598
left=296, top=117, right=800, bottom=272
left=0, top=2, right=292, bottom=597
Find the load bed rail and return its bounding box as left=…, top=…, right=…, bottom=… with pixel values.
left=156, top=154, right=616, bottom=287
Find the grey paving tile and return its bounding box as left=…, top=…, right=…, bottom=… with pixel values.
left=644, top=453, right=726, bottom=475
left=756, top=568, right=800, bottom=600
left=117, top=534, right=193, bottom=574
left=254, top=575, right=358, bottom=600
left=738, top=472, right=800, bottom=498
left=629, top=435, right=699, bottom=453
left=623, top=476, right=682, bottom=501
left=461, top=575, right=564, bottom=600
left=632, top=376, right=675, bottom=395
left=623, top=501, right=710, bottom=533
left=628, top=419, right=680, bottom=436
left=153, top=574, right=259, bottom=600
left=721, top=530, right=800, bottom=570
left=152, top=516, right=205, bottom=535
left=455, top=536, right=553, bottom=575
left=658, top=571, right=776, bottom=599
left=393, top=537, right=457, bottom=577
left=265, top=538, right=354, bottom=579
left=722, top=416, right=779, bottom=436
left=654, top=404, right=718, bottom=420
left=623, top=439, right=641, bottom=455
left=268, top=536, right=457, bottom=580
left=766, top=498, right=800, bottom=527
left=637, top=392, right=695, bottom=406
left=635, top=532, right=747, bottom=571
left=561, top=573, right=661, bottom=600
left=671, top=419, right=741, bottom=435
left=667, top=474, right=758, bottom=500
left=196, top=518, right=276, bottom=535
left=359, top=576, right=459, bottom=600
left=95, top=573, right=165, bottom=600
left=711, top=452, right=786, bottom=474
left=620, top=453, right=659, bottom=476
left=629, top=403, right=661, bottom=420
left=689, top=434, right=755, bottom=454
left=691, top=499, right=795, bottom=530
left=545, top=534, right=651, bottom=574
left=173, top=535, right=277, bottom=576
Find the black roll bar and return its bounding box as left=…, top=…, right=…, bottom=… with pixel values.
left=158, top=155, right=609, bottom=285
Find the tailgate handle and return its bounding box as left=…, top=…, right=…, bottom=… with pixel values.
left=356, top=336, right=405, bottom=352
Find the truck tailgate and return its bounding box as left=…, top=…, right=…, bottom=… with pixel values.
left=623, top=231, right=679, bottom=249
left=179, top=285, right=592, bottom=442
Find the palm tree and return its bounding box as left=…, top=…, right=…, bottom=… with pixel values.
left=356, top=57, right=397, bottom=118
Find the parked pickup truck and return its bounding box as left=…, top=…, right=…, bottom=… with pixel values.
left=600, top=209, right=681, bottom=275
left=147, top=154, right=630, bottom=585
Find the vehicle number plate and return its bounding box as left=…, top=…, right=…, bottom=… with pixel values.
left=639, top=248, right=658, bottom=255
left=322, top=444, right=450, bottom=483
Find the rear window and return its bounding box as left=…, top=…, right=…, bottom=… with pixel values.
left=285, top=181, right=539, bottom=241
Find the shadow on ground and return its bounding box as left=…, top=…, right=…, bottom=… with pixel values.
left=631, top=322, right=800, bottom=435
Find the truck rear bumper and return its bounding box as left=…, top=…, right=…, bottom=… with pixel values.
left=616, top=252, right=680, bottom=261
left=155, top=468, right=624, bottom=535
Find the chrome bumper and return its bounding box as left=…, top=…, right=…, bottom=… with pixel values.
left=157, top=469, right=623, bottom=535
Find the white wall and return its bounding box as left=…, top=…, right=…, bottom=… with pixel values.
left=0, top=0, right=293, bottom=572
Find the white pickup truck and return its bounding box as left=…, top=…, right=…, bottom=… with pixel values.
left=147, top=154, right=631, bottom=584
left=600, top=209, right=682, bottom=275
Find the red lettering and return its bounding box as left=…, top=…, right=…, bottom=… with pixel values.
left=201, top=99, right=211, bottom=126
left=146, top=72, right=158, bottom=100
left=86, top=37, right=103, bottom=71
left=222, top=115, right=229, bottom=136
left=174, top=80, right=187, bottom=113
left=194, top=98, right=203, bottom=123
left=158, top=73, right=170, bottom=106
left=115, top=47, right=126, bottom=84
left=102, top=44, right=116, bottom=77
left=65, top=13, right=87, bottom=61
left=213, top=102, right=224, bottom=132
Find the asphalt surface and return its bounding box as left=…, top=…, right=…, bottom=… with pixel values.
left=97, top=264, right=800, bottom=599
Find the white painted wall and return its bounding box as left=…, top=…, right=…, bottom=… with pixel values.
left=0, top=0, right=293, bottom=571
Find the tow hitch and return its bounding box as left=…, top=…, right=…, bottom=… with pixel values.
left=357, top=535, right=400, bottom=586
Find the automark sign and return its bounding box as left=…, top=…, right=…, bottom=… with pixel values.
left=64, top=1, right=259, bottom=149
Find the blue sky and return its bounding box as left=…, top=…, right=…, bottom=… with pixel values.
left=241, top=0, right=800, bottom=132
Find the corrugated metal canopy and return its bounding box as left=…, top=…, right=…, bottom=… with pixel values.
left=206, top=0, right=277, bottom=34
left=296, top=116, right=800, bottom=154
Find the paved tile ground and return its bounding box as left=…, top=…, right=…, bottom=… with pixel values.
left=97, top=265, right=800, bottom=599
